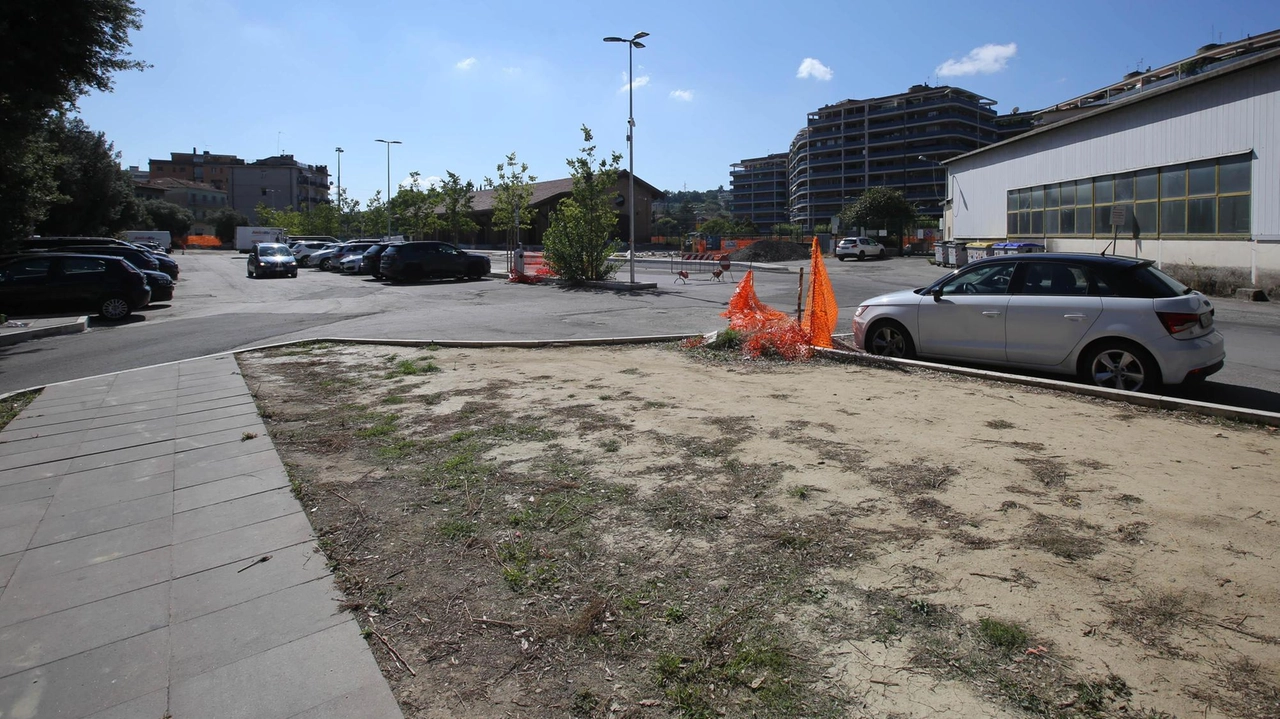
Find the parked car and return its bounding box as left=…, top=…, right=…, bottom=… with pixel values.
left=0, top=253, right=150, bottom=320
left=338, top=253, right=365, bottom=274
left=49, top=244, right=160, bottom=273
left=317, top=242, right=377, bottom=271
left=148, top=251, right=181, bottom=280
left=379, top=242, right=491, bottom=282
left=835, top=237, right=886, bottom=261
left=344, top=242, right=398, bottom=278
left=246, top=242, right=298, bottom=278
left=140, top=269, right=174, bottom=303
left=20, top=236, right=127, bottom=251
left=294, top=241, right=336, bottom=266
left=851, top=253, right=1225, bottom=392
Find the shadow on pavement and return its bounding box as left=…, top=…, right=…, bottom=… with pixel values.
left=1164, top=381, right=1280, bottom=414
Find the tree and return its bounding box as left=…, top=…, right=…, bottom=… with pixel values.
left=33, top=116, right=142, bottom=237
left=838, top=188, right=917, bottom=240
left=542, top=126, right=623, bottom=283
left=485, top=153, right=537, bottom=250
left=652, top=216, right=681, bottom=237
left=698, top=217, right=736, bottom=236
left=360, top=191, right=387, bottom=238
left=142, top=200, right=193, bottom=237
left=255, top=204, right=303, bottom=235
left=732, top=218, right=758, bottom=235
left=439, top=171, right=479, bottom=245
left=0, top=0, right=146, bottom=249
left=390, top=172, right=443, bottom=241
left=208, top=208, right=249, bottom=244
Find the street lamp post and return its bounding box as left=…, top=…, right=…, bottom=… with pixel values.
left=603, top=31, right=648, bottom=285
left=375, top=139, right=402, bottom=241
left=335, top=147, right=343, bottom=237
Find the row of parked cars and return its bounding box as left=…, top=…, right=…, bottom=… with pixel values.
left=248, top=239, right=491, bottom=283
left=0, top=236, right=181, bottom=321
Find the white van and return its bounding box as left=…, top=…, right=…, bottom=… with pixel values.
left=124, top=231, right=172, bottom=250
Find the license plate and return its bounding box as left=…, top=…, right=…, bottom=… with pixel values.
left=1199, top=313, right=1212, bottom=328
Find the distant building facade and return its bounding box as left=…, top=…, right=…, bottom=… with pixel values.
left=729, top=153, right=789, bottom=231
left=229, top=155, right=331, bottom=223
left=149, top=150, right=244, bottom=192
left=146, top=178, right=229, bottom=235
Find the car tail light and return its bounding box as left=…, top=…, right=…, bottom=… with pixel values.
left=1157, top=311, right=1199, bottom=336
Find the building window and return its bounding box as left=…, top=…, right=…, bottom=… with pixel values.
left=1005, top=153, right=1251, bottom=238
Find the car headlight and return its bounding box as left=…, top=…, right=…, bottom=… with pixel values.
left=854, top=305, right=868, bottom=318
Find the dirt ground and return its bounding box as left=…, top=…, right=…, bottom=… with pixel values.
left=238, top=342, right=1280, bottom=719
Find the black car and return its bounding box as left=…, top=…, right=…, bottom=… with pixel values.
left=247, top=243, right=298, bottom=278
left=140, top=248, right=180, bottom=280
left=359, top=242, right=399, bottom=279
left=0, top=253, right=151, bottom=320
left=141, top=269, right=174, bottom=303
left=53, top=245, right=160, bottom=273
left=379, top=242, right=490, bottom=282
left=20, top=237, right=127, bottom=251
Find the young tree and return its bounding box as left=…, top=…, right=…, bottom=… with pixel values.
left=208, top=208, right=249, bottom=244
left=652, top=216, right=680, bottom=238
left=485, top=153, right=537, bottom=251
left=542, top=126, right=623, bottom=283
left=360, top=191, right=387, bottom=238
left=838, top=188, right=917, bottom=239
left=254, top=204, right=303, bottom=235
left=0, top=0, right=146, bottom=249
left=142, top=200, right=193, bottom=237
left=391, top=172, right=444, bottom=241
left=439, top=171, right=479, bottom=245
left=697, top=217, right=735, bottom=237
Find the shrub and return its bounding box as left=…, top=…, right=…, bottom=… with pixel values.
left=1162, top=263, right=1279, bottom=299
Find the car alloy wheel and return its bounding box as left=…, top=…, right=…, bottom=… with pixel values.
left=1087, top=343, right=1157, bottom=392
left=100, top=297, right=131, bottom=320
left=868, top=322, right=912, bottom=358
left=319, top=258, right=331, bottom=270
left=858, top=250, right=866, bottom=260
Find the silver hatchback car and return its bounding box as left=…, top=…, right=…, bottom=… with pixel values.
left=852, top=254, right=1225, bottom=392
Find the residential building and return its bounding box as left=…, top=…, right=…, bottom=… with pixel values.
left=146, top=178, right=229, bottom=235
left=149, top=150, right=245, bottom=191
left=783, top=85, right=1031, bottom=232
left=944, top=32, right=1280, bottom=270
left=434, top=171, right=664, bottom=246
left=132, top=179, right=168, bottom=202
left=729, top=153, right=789, bottom=231
left=126, top=166, right=150, bottom=183
left=229, top=155, right=331, bottom=223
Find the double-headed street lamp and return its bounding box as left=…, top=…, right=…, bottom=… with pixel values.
left=603, top=31, right=648, bottom=285
left=375, top=139, right=402, bottom=240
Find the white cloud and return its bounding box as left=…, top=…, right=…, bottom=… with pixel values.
left=669, top=89, right=694, bottom=101
left=935, top=43, right=1018, bottom=77
left=455, top=57, right=477, bottom=71
left=400, top=175, right=441, bottom=190
left=619, top=72, right=650, bottom=93
left=796, top=58, right=833, bottom=81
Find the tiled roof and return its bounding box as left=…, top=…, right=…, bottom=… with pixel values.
left=458, top=171, right=665, bottom=214
left=146, top=177, right=226, bottom=192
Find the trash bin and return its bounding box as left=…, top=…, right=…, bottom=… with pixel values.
left=1007, top=242, right=1045, bottom=254
left=991, top=242, right=1012, bottom=256
left=935, top=241, right=950, bottom=266
left=948, top=241, right=971, bottom=268
left=966, top=241, right=995, bottom=260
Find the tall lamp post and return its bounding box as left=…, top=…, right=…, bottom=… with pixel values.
left=375, top=139, right=402, bottom=240
left=603, top=31, right=648, bottom=285
left=335, top=147, right=344, bottom=237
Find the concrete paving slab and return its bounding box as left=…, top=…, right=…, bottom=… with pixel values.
left=0, top=553, right=18, bottom=592
left=46, top=471, right=171, bottom=515
left=174, top=424, right=269, bottom=453
left=9, top=516, right=171, bottom=583
left=169, top=621, right=396, bottom=719
left=0, top=496, right=48, bottom=531
left=178, top=378, right=254, bottom=395
left=0, top=546, right=170, bottom=627
left=0, top=418, right=97, bottom=443
left=74, top=425, right=175, bottom=455
left=174, top=448, right=284, bottom=489
left=0, top=582, right=169, bottom=678
left=0, top=628, right=169, bottom=719
left=0, top=443, right=85, bottom=472
left=173, top=469, right=289, bottom=512
left=0, top=521, right=37, bottom=558
left=174, top=486, right=298, bottom=543
left=0, top=460, right=70, bottom=489
left=59, top=452, right=174, bottom=486
left=170, top=540, right=328, bottom=624
left=175, top=412, right=266, bottom=439
left=28, top=492, right=172, bottom=548
left=173, top=511, right=313, bottom=579
left=0, top=429, right=88, bottom=455
left=172, top=400, right=261, bottom=427
left=170, top=577, right=348, bottom=681
left=0, top=476, right=61, bottom=506
left=175, top=437, right=272, bottom=468
left=66, top=439, right=175, bottom=473
left=284, top=678, right=406, bottom=719
left=82, top=688, right=169, bottom=719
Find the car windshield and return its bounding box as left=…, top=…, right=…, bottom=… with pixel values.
left=259, top=245, right=291, bottom=257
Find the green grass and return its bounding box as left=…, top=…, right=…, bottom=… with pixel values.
left=386, top=358, right=440, bottom=378
left=437, top=519, right=477, bottom=540
left=354, top=413, right=398, bottom=438
left=978, top=617, right=1029, bottom=653
left=0, top=390, right=40, bottom=430
left=599, top=438, right=621, bottom=453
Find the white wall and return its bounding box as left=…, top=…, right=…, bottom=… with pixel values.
left=947, top=56, right=1280, bottom=269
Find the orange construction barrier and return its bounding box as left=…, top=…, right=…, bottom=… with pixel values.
left=184, top=234, right=221, bottom=248
left=801, top=238, right=838, bottom=348
left=718, top=270, right=812, bottom=361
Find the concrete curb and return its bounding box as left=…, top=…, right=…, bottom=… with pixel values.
left=484, top=271, right=659, bottom=290
left=0, top=316, right=89, bottom=348
left=4, top=334, right=1278, bottom=429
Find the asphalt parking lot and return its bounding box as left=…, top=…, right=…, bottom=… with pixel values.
left=1, top=250, right=1277, bottom=412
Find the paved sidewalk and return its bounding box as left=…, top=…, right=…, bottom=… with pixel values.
left=0, top=355, right=402, bottom=719
left=0, top=316, right=88, bottom=348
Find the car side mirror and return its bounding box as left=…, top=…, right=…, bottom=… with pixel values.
left=931, top=287, right=944, bottom=302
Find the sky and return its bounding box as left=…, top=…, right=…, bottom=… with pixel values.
left=78, top=0, right=1280, bottom=206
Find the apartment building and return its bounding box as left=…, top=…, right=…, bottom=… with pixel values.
left=146, top=178, right=229, bottom=235
left=229, top=155, right=331, bottom=223
left=785, top=85, right=1031, bottom=231
left=728, top=153, right=789, bottom=231
left=149, top=150, right=245, bottom=192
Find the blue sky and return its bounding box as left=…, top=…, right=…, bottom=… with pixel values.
left=79, top=0, right=1280, bottom=205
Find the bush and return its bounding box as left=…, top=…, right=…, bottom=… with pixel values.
left=1162, top=263, right=1279, bottom=299
left=726, top=240, right=810, bottom=263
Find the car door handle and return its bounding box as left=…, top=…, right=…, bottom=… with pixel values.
left=1064, top=313, right=1088, bottom=321
left=982, top=310, right=1002, bottom=317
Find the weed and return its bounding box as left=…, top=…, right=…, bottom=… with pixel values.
left=1024, top=514, right=1103, bottom=560
left=1105, top=589, right=1198, bottom=655
left=569, top=688, right=599, bottom=718
left=978, top=617, right=1029, bottom=653
left=641, top=399, right=671, bottom=409
left=354, top=413, right=397, bottom=438
left=787, top=484, right=811, bottom=500
left=664, top=606, right=686, bottom=624
left=376, top=440, right=417, bottom=461
left=387, top=358, right=440, bottom=378
left=985, top=419, right=1016, bottom=430
left=600, top=438, right=621, bottom=453
left=1016, top=457, right=1070, bottom=487
left=381, top=395, right=406, bottom=405
left=1116, top=521, right=1150, bottom=543
left=705, top=328, right=743, bottom=350
left=437, top=519, right=477, bottom=540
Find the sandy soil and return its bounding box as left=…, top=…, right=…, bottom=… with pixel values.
left=240, top=342, right=1280, bottom=718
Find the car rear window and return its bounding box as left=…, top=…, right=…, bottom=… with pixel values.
left=62, top=257, right=109, bottom=275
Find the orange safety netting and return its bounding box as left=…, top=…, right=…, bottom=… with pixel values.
left=719, top=270, right=812, bottom=360
left=184, top=235, right=221, bottom=248
left=801, top=238, right=838, bottom=348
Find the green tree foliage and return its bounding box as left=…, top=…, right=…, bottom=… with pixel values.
left=652, top=216, right=681, bottom=237
left=142, top=200, right=193, bottom=237
left=359, top=191, right=387, bottom=238
left=838, top=188, right=917, bottom=236
left=34, top=116, right=143, bottom=237
left=208, top=208, right=250, bottom=244
left=439, top=171, right=479, bottom=244
left=0, top=0, right=146, bottom=249
left=698, top=217, right=735, bottom=236
left=542, top=126, right=623, bottom=283
left=254, top=203, right=303, bottom=235
left=390, top=172, right=444, bottom=241
left=485, top=153, right=537, bottom=249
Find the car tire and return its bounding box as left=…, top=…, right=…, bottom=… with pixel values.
left=289, top=271, right=297, bottom=278
left=99, top=297, right=132, bottom=321
left=298, top=256, right=309, bottom=267
left=836, top=255, right=846, bottom=262
left=1080, top=340, right=1162, bottom=393
left=879, top=250, right=885, bottom=259
left=318, top=258, right=331, bottom=271
left=865, top=320, right=915, bottom=359
left=858, top=250, right=866, bottom=261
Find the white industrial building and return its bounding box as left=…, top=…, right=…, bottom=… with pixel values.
left=943, top=38, right=1280, bottom=272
